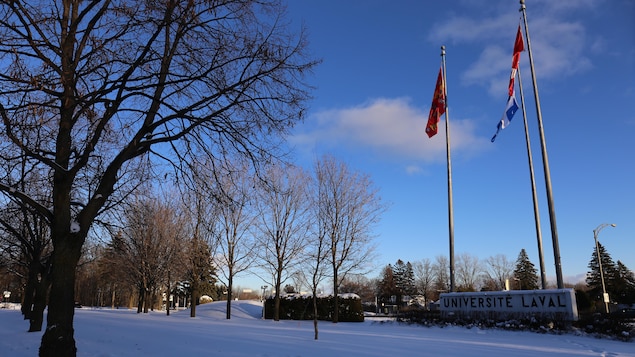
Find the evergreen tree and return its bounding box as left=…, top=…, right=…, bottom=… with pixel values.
left=404, top=262, right=417, bottom=296
left=393, top=260, right=417, bottom=305
left=585, top=242, right=619, bottom=303
left=185, top=237, right=216, bottom=318
left=377, top=265, right=397, bottom=304
left=513, top=249, right=539, bottom=290
left=615, top=260, right=635, bottom=305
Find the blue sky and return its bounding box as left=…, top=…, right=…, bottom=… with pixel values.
left=242, top=0, right=635, bottom=289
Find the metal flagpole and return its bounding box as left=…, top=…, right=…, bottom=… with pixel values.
left=516, top=64, right=548, bottom=289
left=520, top=0, right=564, bottom=289
left=441, top=45, right=455, bottom=292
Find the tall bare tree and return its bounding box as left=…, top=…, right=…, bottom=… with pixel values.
left=307, top=233, right=328, bottom=339
left=483, top=254, right=514, bottom=291
left=314, top=155, right=383, bottom=323
left=0, top=200, right=52, bottom=332
left=431, top=255, right=450, bottom=300
left=455, top=253, right=482, bottom=292
left=412, top=258, right=434, bottom=303
left=305, top=180, right=328, bottom=339
left=0, top=1, right=316, bottom=355
left=110, top=195, right=185, bottom=313
left=255, top=164, right=311, bottom=321
left=211, top=162, right=258, bottom=319
left=0, top=154, right=53, bottom=332
left=176, top=162, right=221, bottom=318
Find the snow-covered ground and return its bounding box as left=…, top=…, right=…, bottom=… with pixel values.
left=1, top=301, right=633, bottom=356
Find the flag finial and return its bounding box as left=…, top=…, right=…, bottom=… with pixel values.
left=441, top=45, right=446, bottom=56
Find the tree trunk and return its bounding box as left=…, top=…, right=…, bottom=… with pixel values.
left=128, top=288, right=134, bottom=309
left=111, top=285, right=116, bottom=309
left=190, top=284, right=198, bottom=318
left=312, top=292, right=319, bottom=340
left=226, top=276, right=233, bottom=319
left=166, top=272, right=170, bottom=316
left=143, top=289, right=149, bottom=313
left=272, top=270, right=284, bottom=322
left=273, top=293, right=280, bottom=321
left=137, top=286, right=144, bottom=314
left=21, top=261, right=39, bottom=321
left=29, top=268, right=51, bottom=332
left=39, top=244, right=80, bottom=357
left=332, top=268, right=339, bottom=323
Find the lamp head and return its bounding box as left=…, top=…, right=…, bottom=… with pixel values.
left=610, top=223, right=616, bottom=227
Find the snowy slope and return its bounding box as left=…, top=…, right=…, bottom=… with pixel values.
left=1, top=301, right=633, bottom=356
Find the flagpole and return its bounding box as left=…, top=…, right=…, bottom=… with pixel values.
left=516, top=65, right=548, bottom=289
left=441, top=45, right=455, bottom=292
left=520, top=0, right=564, bottom=289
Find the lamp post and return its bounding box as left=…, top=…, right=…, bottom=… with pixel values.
left=593, top=223, right=616, bottom=314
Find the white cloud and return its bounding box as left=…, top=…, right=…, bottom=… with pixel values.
left=428, top=13, right=513, bottom=45
left=462, top=45, right=509, bottom=96
left=526, top=19, right=592, bottom=77
left=289, top=98, right=490, bottom=168
left=427, top=2, right=597, bottom=97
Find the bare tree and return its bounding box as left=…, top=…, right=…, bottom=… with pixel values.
left=339, top=275, right=376, bottom=302
left=305, top=187, right=328, bottom=340
left=483, top=254, right=514, bottom=291
left=255, top=164, right=311, bottom=321
left=0, top=200, right=52, bottom=332
left=412, top=258, right=434, bottom=303
left=211, top=162, right=258, bottom=319
left=93, top=240, right=131, bottom=309
left=431, top=255, right=450, bottom=300
left=174, top=162, right=222, bottom=318
left=109, top=195, right=185, bottom=314
left=314, top=155, right=383, bottom=323
left=455, top=253, right=482, bottom=292
left=0, top=156, right=53, bottom=332
left=308, top=240, right=329, bottom=339
left=0, top=1, right=316, bottom=355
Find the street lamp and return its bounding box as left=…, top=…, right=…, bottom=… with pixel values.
left=593, top=223, right=616, bottom=314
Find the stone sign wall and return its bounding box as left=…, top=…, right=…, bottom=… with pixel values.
left=439, top=289, right=578, bottom=321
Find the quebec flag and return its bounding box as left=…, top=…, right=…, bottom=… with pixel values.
left=491, top=93, right=519, bottom=142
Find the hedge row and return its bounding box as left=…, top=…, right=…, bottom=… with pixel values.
left=263, top=294, right=364, bottom=322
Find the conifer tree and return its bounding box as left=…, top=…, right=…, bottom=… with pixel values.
left=512, top=249, right=539, bottom=290
left=377, top=264, right=397, bottom=304
left=585, top=242, right=619, bottom=302
left=393, top=260, right=416, bottom=305
left=615, top=260, right=635, bottom=304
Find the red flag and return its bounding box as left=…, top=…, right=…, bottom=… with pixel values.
left=426, top=67, right=446, bottom=138
left=508, top=25, right=525, bottom=96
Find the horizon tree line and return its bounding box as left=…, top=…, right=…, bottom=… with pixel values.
left=368, top=246, right=634, bottom=312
